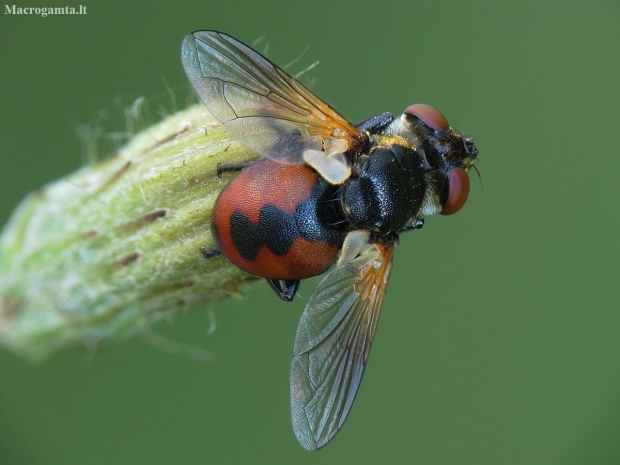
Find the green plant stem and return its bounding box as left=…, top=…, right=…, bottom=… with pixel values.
left=0, top=104, right=260, bottom=361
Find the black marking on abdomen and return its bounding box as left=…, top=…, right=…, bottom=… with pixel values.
left=229, top=179, right=346, bottom=262
left=230, top=206, right=297, bottom=261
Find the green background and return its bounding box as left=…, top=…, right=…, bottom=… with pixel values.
left=1, top=1, right=619, bottom=463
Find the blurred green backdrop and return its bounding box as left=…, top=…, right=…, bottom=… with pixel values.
left=1, top=1, right=620, bottom=464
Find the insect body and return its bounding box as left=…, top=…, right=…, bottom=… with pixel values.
left=182, top=30, right=478, bottom=450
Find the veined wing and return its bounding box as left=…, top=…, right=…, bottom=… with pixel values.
left=182, top=31, right=365, bottom=181
left=291, top=236, right=395, bottom=450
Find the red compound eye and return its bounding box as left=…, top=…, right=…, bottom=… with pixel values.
left=404, top=104, right=449, bottom=132
left=440, top=167, right=470, bottom=215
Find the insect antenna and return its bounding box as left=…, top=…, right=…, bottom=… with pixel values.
left=472, top=164, right=484, bottom=194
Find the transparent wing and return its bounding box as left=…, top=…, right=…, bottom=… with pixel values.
left=181, top=30, right=365, bottom=167
left=291, top=240, right=395, bottom=450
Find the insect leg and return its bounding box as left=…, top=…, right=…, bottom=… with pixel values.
left=266, top=279, right=300, bottom=302
left=353, top=111, right=394, bottom=133
left=216, top=162, right=253, bottom=178
left=403, top=217, right=424, bottom=231
left=200, top=247, right=221, bottom=258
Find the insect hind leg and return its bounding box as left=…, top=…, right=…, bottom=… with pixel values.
left=217, top=162, right=253, bottom=178
left=267, top=279, right=300, bottom=302
left=200, top=247, right=221, bottom=258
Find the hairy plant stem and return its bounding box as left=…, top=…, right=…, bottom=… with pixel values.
left=0, top=104, right=261, bottom=361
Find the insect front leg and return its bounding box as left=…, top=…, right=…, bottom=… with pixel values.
left=403, top=217, right=424, bottom=231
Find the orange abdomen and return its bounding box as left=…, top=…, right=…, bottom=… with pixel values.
left=211, top=160, right=346, bottom=280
